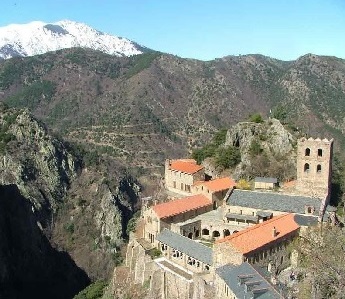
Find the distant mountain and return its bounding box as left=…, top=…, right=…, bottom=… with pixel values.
left=0, top=20, right=146, bottom=59
left=0, top=49, right=345, bottom=172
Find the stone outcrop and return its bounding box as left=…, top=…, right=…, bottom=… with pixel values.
left=224, top=118, right=297, bottom=180
left=0, top=107, right=79, bottom=227
left=0, top=105, right=141, bottom=296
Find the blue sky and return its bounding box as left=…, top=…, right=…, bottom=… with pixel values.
left=1, top=0, right=344, bottom=61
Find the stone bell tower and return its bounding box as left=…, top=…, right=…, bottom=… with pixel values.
left=296, top=137, right=333, bottom=200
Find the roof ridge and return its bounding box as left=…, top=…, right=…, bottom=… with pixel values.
left=234, top=189, right=317, bottom=199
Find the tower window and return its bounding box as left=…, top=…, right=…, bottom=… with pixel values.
left=317, top=164, right=322, bottom=173
left=318, top=149, right=323, bottom=157
left=304, top=163, right=310, bottom=172
left=305, top=148, right=310, bottom=156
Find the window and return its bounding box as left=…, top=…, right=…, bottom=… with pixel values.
left=318, top=149, right=323, bottom=157
left=305, top=148, right=311, bottom=156
left=317, top=164, right=322, bottom=173
left=304, top=163, right=310, bottom=172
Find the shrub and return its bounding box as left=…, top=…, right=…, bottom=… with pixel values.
left=237, top=179, right=251, bottom=190
left=64, top=222, right=75, bottom=234
left=215, top=146, right=241, bottom=169
left=249, top=113, right=264, bottom=123
left=126, top=210, right=141, bottom=236
left=111, top=251, right=124, bottom=266
left=73, top=280, right=107, bottom=299
left=249, top=140, right=263, bottom=157
left=148, top=248, right=162, bottom=259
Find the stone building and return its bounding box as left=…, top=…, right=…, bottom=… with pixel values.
left=213, top=214, right=300, bottom=272
left=254, top=177, right=278, bottom=190
left=135, top=136, right=336, bottom=298
left=296, top=137, right=333, bottom=199
left=215, top=262, right=283, bottom=299
left=225, top=189, right=322, bottom=224
left=157, top=229, right=212, bottom=273
left=143, top=194, right=213, bottom=245
left=191, top=177, right=236, bottom=208
left=165, top=159, right=205, bottom=195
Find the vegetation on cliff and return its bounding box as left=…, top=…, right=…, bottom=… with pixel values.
left=0, top=106, right=141, bottom=298
left=1, top=50, right=345, bottom=173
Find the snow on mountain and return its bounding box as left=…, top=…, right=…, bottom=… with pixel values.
left=0, top=20, right=145, bottom=59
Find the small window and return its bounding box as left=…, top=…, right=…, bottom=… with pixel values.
left=305, top=148, right=311, bottom=156
left=318, top=149, right=323, bottom=157
left=304, top=163, right=310, bottom=172
left=317, top=164, right=322, bottom=173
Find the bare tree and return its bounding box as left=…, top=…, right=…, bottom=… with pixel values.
left=294, top=225, right=345, bottom=299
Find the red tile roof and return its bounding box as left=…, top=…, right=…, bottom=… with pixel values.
left=216, top=214, right=300, bottom=254
left=153, top=194, right=212, bottom=219
left=198, top=177, right=236, bottom=192
left=169, top=159, right=204, bottom=174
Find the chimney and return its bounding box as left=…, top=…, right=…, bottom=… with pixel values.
left=272, top=226, right=277, bottom=237
left=251, top=287, right=268, bottom=298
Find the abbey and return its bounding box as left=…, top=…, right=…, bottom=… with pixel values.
left=127, top=137, right=335, bottom=299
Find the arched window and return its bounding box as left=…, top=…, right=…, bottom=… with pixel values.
left=304, top=163, right=310, bottom=172
left=317, top=164, right=322, bottom=172
left=305, top=148, right=311, bottom=156
left=212, top=231, right=220, bottom=238
left=318, top=149, right=323, bottom=157
left=202, top=228, right=209, bottom=236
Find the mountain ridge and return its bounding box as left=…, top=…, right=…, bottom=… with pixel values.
left=0, top=48, right=344, bottom=173
left=0, top=20, right=146, bottom=59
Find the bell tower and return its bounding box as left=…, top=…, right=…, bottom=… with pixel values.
left=296, top=137, right=333, bottom=199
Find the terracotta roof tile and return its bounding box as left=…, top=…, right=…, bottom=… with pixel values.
left=216, top=214, right=300, bottom=254
left=198, top=177, right=236, bottom=192
left=153, top=194, right=212, bottom=219
left=169, top=159, right=204, bottom=174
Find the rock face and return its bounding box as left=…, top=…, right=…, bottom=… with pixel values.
left=0, top=105, right=141, bottom=296
left=0, top=107, right=78, bottom=227
left=0, top=184, right=90, bottom=299
left=225, top=118, right=297, bottom=180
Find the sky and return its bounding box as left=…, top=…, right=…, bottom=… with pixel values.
left=1, top=0, right=344, bottom=61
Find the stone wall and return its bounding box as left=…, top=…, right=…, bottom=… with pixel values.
left=224, top=205, right=285, bottom=221
left=212, top=242, right=243, bottom=269
left=165, top=160, right=204, bottom=195
left=126, top=239, right=214, bottom=299
left=296, top=137, right=333, bottom=199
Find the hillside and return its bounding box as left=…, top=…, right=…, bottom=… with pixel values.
left=0, top=49, right=344, bottom=175
left=0, top=105, right=141, bottom=298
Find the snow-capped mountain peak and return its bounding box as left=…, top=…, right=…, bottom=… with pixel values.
left=0, top=20, right=145, bottom=59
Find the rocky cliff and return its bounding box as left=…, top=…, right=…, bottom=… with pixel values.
left=0, top=104, right=141, bottom=297
left=224, top=118, right=297, bottom=180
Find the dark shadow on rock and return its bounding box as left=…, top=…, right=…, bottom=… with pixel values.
left=0, top=184, right=90, bottom=299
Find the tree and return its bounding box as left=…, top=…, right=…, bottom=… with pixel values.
left=248, top=113, right=264, bottom=123
left=271, top=105, right=288, bottom=123
left=215, top=146, right=241, bottom=169
left=294, top=225, right=345, bottom=299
